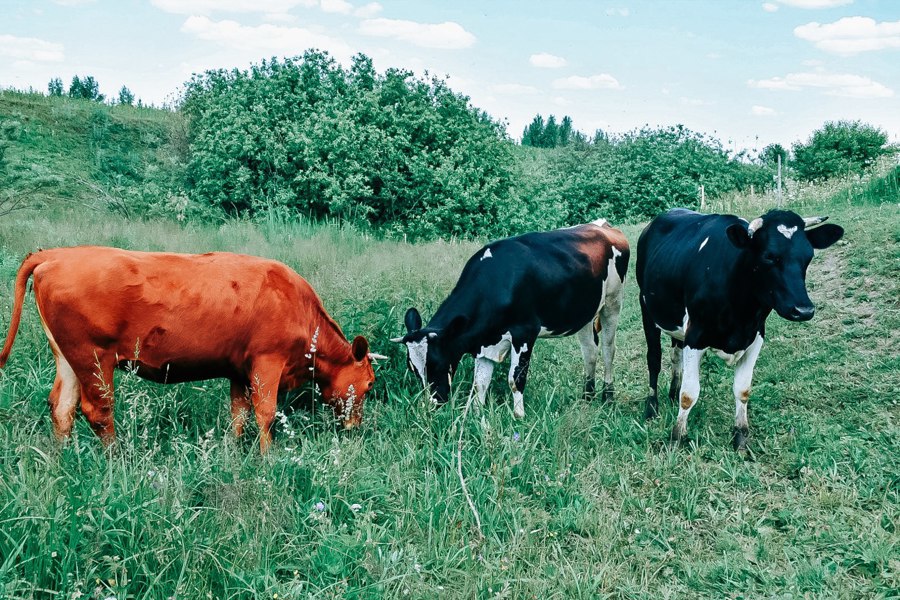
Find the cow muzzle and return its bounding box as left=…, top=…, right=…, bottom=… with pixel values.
left=786, top=305, right=815, bottom=322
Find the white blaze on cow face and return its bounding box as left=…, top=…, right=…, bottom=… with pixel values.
left=481, top=248, right=493, bottom=261
left=405, top=337, right=429, bottom=387
left=777, top=224, right=797, bottom=239
left=699, top=236, right=709, bottom=252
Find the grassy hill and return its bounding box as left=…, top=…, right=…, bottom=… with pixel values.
left=0, top=91, right=898, bottom=598
left=0, top=90, right=186, bottom=217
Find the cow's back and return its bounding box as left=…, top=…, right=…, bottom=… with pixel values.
left=30, top=247, right=313, bottom=378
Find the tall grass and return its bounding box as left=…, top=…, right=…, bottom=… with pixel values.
left=0, top=188, right=898, bottom=597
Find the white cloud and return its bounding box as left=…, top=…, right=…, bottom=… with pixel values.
left=605, top=8, right=629, bottom=17
left=795, top=17, right=900, bottom=54
left=151, top=0, right=316, bottom=15
left=320, top=0, right=352, bottom=14
left=181, top=15, right=354, bottom=61
left=680, top=97, right=709, bottom=106
left=552, top=74, right=622, bottom=90
left=354, top=2, right=382, bottom=18
left=358, top=18, right=475, bottom=49
left=492, top=83, right=539, bottom=95
left=552, top=96, right=572, bottom=107
left=762, top=3, right=779, bottom=12
left=748, top=71, right=893, bottom=98
left=751, top=105, right=777, bottom=116
left=775, top=0, right=852, bottom=8
left=529, top=53, right=567, bottom=68
left=0, top=35, right=64, bottom=62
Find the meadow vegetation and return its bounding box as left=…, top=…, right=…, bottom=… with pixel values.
left=0, top=70, right=898, bottom=598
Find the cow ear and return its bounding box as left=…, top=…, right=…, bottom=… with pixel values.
left=404, top=307, right=422, bottom=333
left=726, top=223, right=751, bottom=249
left=806, top=223, right=843, bottom=249
left=351, top=336, right=369, bottom=362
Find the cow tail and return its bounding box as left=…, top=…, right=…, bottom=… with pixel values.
left=0, top=252, right=41, bottom=368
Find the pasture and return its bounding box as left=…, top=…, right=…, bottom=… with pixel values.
left=0, top=189, right=898, bottom=598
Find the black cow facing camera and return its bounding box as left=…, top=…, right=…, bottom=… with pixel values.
left=636, top=208, right=844, bottom=451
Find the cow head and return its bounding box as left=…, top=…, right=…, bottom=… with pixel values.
left=391, top=307, right=463, bottom=405
left=321, top=335, right=375, bottom=429
left=725, top=210, right=843, bottom=322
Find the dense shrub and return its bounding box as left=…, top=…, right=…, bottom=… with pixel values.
left=180, top=51, right=516, bottom=239
left=792, top=120, right=892, bottom=182
left=509, top=125, right=770, bottom=228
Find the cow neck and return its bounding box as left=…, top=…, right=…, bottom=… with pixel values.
left=307, top=311, right=353, bottom=373
left=724, top=248, right=771, bottom=330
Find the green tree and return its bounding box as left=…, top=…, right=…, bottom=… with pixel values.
left=759, top=143, right=787, bottom=168
left=792, top=120, right=891, bottom=181
left=118, top=85, right=135, bottom=105
left=68, top=75, right=105, bottom=102
left=522, top=115, right=545, bottom=146
left=47, top=77, right=64, bottom=97
left=541, top=115, right=559, bottom=148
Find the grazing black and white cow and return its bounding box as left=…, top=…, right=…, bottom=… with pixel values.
left=637, top=208, right=843, bottom=450
left=393, top=219, right=630, bottom=419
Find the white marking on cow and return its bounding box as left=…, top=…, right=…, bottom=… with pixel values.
left=508, top=342, right=529, bottom=419
left=699, top=236, right=709, bottom=252
left=660, top=310, right=689, bottom=341
left=713, top=348, right=746, bottom=367
left=777, top=224, right=797, bottom=239
left=599, top=245, right=625, bottom=386
left=538, top=326, right=561, bottom=338
left=472, top=357, right=494, bottom=407
left=673, top=346, right=705, bottom=439
left=405, top=337, right=429, bottom=387
left=36, top=308, right=80, bottom=438
left=748, top=217, right=764, bottom=236
left=591, top=218, right=609, bottom=228
left=476, top=331, right=512, bottom=363
left=481, top=248, right=493, bottom=261
left=733, top=334, right=764, bottom=432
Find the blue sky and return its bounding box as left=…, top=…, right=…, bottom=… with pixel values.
left=2, top=0, right=898, bottom=152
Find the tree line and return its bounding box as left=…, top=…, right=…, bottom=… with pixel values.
left=33, top=53, right=897, bottom=239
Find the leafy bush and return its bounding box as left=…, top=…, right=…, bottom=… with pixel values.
left=792, top=120, right=892, bottom=182
left=510, top=125, right=770, bottom=227
left=180, top=51, right=516, bottom=239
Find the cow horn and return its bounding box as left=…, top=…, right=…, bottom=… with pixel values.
left=802, top=216, right=829, bottom=229
left=747, top=217, right=764, bottom=236
left=368, top=352, right=389, bottom=361
left=389, top=336, right=405, bottom=343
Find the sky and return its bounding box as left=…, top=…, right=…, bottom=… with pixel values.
left=1, top=0, right=898, bottom=153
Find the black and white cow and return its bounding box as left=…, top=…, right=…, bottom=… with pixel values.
left=393, top=219, right=630, bottom=419
left=636, top=208, right=844, bottom=450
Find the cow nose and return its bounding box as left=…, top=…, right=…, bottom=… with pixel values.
left=790, top=305, right=815, bottom=321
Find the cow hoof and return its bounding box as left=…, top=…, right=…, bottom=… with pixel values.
left=644, top=397, right=659, bottom=420
left=601, top=384, right=614, bottom=403
left=732, top=427, right=750, bottom=452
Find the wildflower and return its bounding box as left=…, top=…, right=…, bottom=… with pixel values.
left=314, top=501, right=326, bottom=512
left=350, top=503, right=362, bottom=512
left=512, top=432, right=520, bottom=442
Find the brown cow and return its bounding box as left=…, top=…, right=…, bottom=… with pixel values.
left=0, top=246, right=378, bottom=453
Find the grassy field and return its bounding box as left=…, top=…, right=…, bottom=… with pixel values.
left=0, top=176, right=897, bottom=599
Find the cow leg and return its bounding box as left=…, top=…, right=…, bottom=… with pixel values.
left=78, top=356, right=117, bottom=445
left=249, top=356, right=285, bottom=454
left=230, top=379, right=252, bottom=438
left=575, top=320, right=600, bottom=400
left=48, top=352, right=82, bottom=440
left=508, top=333, right=537, bottom=420
left=668, top=340, right=684, bottom=403
left=471, top=357, right=495, bottom=409
left=671, top=346, right=705, bottom=443
left=641, top=297, right=663, bottom=419
left=598, top=284, right=624, bottom=402
left=732, top=334, right=764, bottom=452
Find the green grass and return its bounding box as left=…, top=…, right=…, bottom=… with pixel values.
left=0, top=182, right=897, bottom=598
